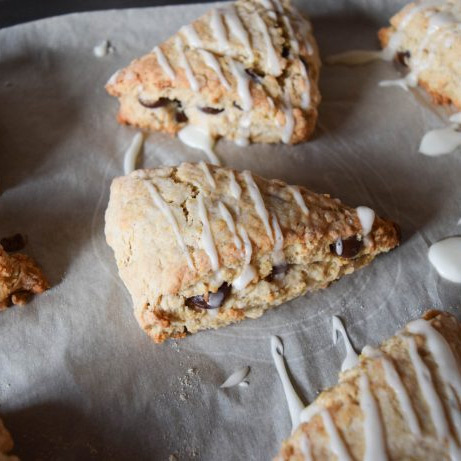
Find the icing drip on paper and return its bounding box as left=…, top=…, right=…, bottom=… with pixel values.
left=123, top=132, right=144, bottom=174
left=178, top=125, right=220, bottom=165
left=359, top=374, right=388, bottom=461
left=229, top=58, right=253, bottom=111
left=197, top=194, right=220, bottom=272
left=233, top=225, right=256, bottom=290
left=228, top=171, right=242, bottom=200
left=198, top=49, right=230, bottom=90
left=199, top=161, right=216, bottom=188
left=332, top=316, right=359, bottom=372
left=428, top=237, right=461, bottom=283
left=175, top=36, right=200, bottom=92
left=220, top=366, right=250, bottom=388
left=419, top=125, right=461, bottom=156
left=153, top=46, right=176, bottom=80
left=144, top=181, right=194, bottom=270
left=270, top=336, right=305, bottom=432
left=242, top=170, right=273, bottom=243
left=356, top=206, right=375, bottom=236
left=289, top=186, right=309, bottom=215
left=223, top=6, right=254, bottom=61
left=254, top=12, right=281, bottom=75
left=210, top=9, right=229, bottom=51
left=218, top=202, right=242, bottom=249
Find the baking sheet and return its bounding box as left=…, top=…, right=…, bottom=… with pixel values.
left=0, top=1, right=460, bottom=459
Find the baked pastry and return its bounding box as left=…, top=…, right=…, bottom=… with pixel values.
left=378, top=0, right=461, bottom=109
left=276, top=310, right=461, bottom=460
left=0, top=245, right=49, bottom=310
left=106, top=0, right=321, bottom=145
left=105, top=162, right=400, bottom=343
left=0, top=417, right=18, bottom=461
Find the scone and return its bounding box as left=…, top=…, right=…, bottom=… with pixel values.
left=0, top=245, right=49, bottom=310
left=379, top=0, right=461, bottom=109
left=0, top=417, right=18, bottom=461
left=105, top=162, right=400, bottom=343
left=276, top=310, right=461, bottom=461
left=106, top=0, right=321, bottom=145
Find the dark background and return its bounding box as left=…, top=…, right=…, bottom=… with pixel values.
left=0, top=0, right=216, bottom=28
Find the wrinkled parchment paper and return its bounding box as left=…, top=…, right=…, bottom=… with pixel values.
left=0, top=1, right=460, bottom=459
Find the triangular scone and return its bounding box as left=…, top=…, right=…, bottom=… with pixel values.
left=0, top=417, right=17, bottom=461
left=105, top=163, right=399, bottom=343
left=378, top=0, right=461, bottom=109
left=106, top=0, right=321, bottom=145
left=276, top=311, right=461, bottom=460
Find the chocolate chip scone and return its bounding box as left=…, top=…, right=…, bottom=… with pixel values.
left=105, top=162, right=399, bottom=343
left=276, top=310, right=461, bottom=461
left=0, top=417, right=18, bottom=461
left=0, top=245, right=49, bottom=310
left=106, top=0, right=320, bottom=145
left=378, top=0, right=461, bottom=109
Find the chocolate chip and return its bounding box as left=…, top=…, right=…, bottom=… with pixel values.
left=138, top=96, right=171, bottom=109
left=245, top=68, right=265, bottom=83
left=266, top=264, right=289, bottom=282
left=396, top=51, right=411, bottom=67
left=0, top=233, right=26, bottom=252
left=233, top=102, right=243, bottom=111
left=185, top=283, right=231, bottom=310
left=282, top=46, right=289, bottom=58
left=330, top=236, right=363, bottom=259
left=175, top=110, right=188, bottom=123
left=199, top=106, right=224, bottom=115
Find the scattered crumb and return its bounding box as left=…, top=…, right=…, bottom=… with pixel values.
left=93, top=40, right=115, bottom=57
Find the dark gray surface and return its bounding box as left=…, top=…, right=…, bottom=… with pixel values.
left=0, top=0, right=215, bottom=28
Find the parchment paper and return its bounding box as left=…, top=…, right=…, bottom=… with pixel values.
left=0, top=1, right=460, bottom=459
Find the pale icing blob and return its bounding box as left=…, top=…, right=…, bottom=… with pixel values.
left=428, top=237, right=461, bottom=283
left=419, top=125, right=461, bottom=156
left=220, top=366, right=250, bottom=388
left=356, top=206, right=376, bottom=236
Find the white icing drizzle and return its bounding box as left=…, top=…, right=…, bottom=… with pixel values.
left=282, top=15, right=299, bottom=55
left=228, top=58, right=253, bottom=111
left=289, top=186, right=309, bottom=215
left=362, top=347, right=422, bottom=437
left=218, top=202, right=242, bottom=249
left=223, top=6, right=254, bottom=61
left=320, top=409, right=353, bottom=461
left=175, top=36, right=200, bottom=92
left=359, top=374, right=388, bottom=461
left=242, top=170, right=273, bottom=243
left=220, top=366, right=250, bottom=388
left=234, top=225, right=256, bottom=290
left=428, top=237, right=461, bottom=283
left=254, top=12, right=281, bottom=75
left=181, top=24, right=203, bottom=48
left=199, top=161, right=216, bottom=188
left=406, top=319, right=461, bottom=438
left=404, top=335, right=451, bottom=442
left=419, top=125, right=461, bottom=156
left=153, top=46, right=176, bottom=81
left=106, top=69, right=121, bottom=86
left=356, top=206, right=375, bottom=236
left=299, top=58, right=311, bottom=109
left=299, top=435, right=313, bottom=461
left=235, top=113, right=252, bottom=147
left=271, top=214, right=285, bottom=267
left=178, top=125, right=221, bottom=165
left=197, top=194, right=219, bottom=272
left=198, top=49, right=230, bottom=90
left=123, top=132, right=144, bottom=175
left=282, top=88, right=295, bottom=144
left=210, top=9, right=229, bottom=51
left=332, top=316, right=359, bottom=372
left=228, top=171, right=242, bottom=200
left=144, top=181, right=194, bottom=270
left=270, top=336, right=305, bottom=432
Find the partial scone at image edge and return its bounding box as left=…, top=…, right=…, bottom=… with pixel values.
left=105, top=163, right=400, bottom=343
left=106, top=0, right=321, bottom=145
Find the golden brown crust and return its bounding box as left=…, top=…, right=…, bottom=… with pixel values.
left=106, top=0, right=321, bottom=144
left=105, top=163, right=400, bottom=343
left=276, top=311, right=461, bottom=461
left=0, top=246, right=49, bottom=310
left=378, top=1, right=461, bottom=110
